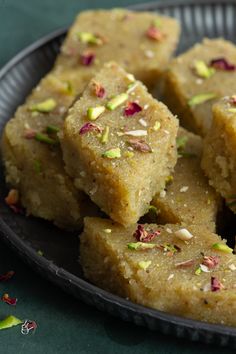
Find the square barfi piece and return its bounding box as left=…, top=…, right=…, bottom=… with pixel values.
left=59, top=8, right=180, bottom=91
left=202, top=96, right=236, bottom=214
left=162, top=38, right=236, bottom=136
left=151, top=127, right=221, bottom=231
left=61, top=62, right=178, bottom=226
left=80, top=217, right=236, bottom=327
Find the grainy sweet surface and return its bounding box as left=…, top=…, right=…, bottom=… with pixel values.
left=202, top=97, right=236, bottom=214
left=152, top=127, right=221, bottom=231
left=162, top=38, right=236, bottom=136
left=61, top=62, right=178, bottom=226
left=80, top=217, right=236, bottom=327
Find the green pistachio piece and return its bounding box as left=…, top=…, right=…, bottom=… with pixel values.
left=212, top=243, right=233, bottom=253
left=35, top=133, right=58, bottom=145
left=153, top=121, right=161, bottom=131
left=127, top=242, right=156, bottom=250
left=102, top=148, right=121, bottom=159
left=193, top=60, right=215, bottom=79
left=176, top=136, right=188, bottom=150
left=188, top=93, right=217, bottom=107
left=30, top=98, right=57, bottom=113
left=123, top=151, right=134, bottom=158
left=0, top=316, right=22, bottom=330
left=228, top=108, right=236, bottom=113
left=101, top=126, right=109, bottom=144
left=138, top=260, right=152, bottom=270
left=106, top=93, right=128, bottom=110
left=87, top=106, right=105, bottom=120
left=34, top=160, right=42, bottom=174
left=195, top=266, right=202, bottom=275
left=46, top=125, right=60, bottom=134
left=77, top=32, right=102, bottom=45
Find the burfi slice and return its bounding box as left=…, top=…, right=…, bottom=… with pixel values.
left=61, top=62, right=178, bottom=226
left=59, top=8, right=180, bottom=91
left=151, top=127, right=221, bottom=231
left=80, top=217, right=236, bottom=327
left=162, top=38, right=236, bottom=136
left=202, top=97, right=236, bottom=214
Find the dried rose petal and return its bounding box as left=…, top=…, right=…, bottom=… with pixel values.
left=211, top=276, right=223, bottom=292
left=175, top=259, right=195, bottom=268
left=80, top=51, right=95, bottom=66
left=128, top=138, right=152, bottom=152
left=21, top=320, right=37, bottom=335
left=202, top=256, right=220, bottom=269
left=0, top=271, right=15, bottom=282
left=146, top=26, right=164, bottom=41
left=210, top=58, right=236, bottom=71
left=2, top=294, right=17, bottom=306
left=124, top=102, right=142, bottom=116
left=229, top=95, right=236, bottom=105
left=133, top=224, right=160, bottom=243
left=79, top=122, right=101, bottom=135
left=92, top=81, right=106, bottom=98
left=24, top=129, right=36, bottom=139
left=5, top=189, right=23, bottom=214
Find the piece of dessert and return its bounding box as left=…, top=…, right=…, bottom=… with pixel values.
left=61, top=62, right=178, bottom=226
left=80, top=217, right=236, bottom=327
left=58, top=8, right=180, bottom=91
left=162, top=38, right=236, bottom=136
left=201, top=96, right=236, bottom=214
left=151, top=127, right=221, bottom=231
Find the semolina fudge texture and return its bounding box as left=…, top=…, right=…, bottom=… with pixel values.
left=61, top=62, right=178, bottom=226
left=201, top=97, right=236, bottom=214
left=151, top=127, right=221, bottom=231
left=2, top=9, right=180, bottom=229
left=58, top=8, right=180, bottom=91
left=80, top=217, right=236, bottom=327
left=162, top=38, right=236, bottom=136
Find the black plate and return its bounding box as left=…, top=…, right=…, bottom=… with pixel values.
left=0, top=0, right=236, bottom=347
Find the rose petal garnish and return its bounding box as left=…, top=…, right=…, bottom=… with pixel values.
left=92, top=81, right=106, bottom=98
left=188, top=93, right=217, bottom=107
left=5, top=190, right=23, bottom=214
left=124, top=102, right=142, bottom=116
left=202, top=255, right=220, bottom=269
left=79, top=122, right=101, bottom=135
left=229, top=95, right=236, bottom=105
left=21, top=319, right=37, bottom=335
left=175, top=259, right=195, bottom=268
left=80, top=51, right=95, bottom=66
left=24, top=129, right=36, bottom=139
left=133, top=224, right=160, bottom=242
left=0, top=271, right=15, bottom=282
left=211, top=276, right=223, bottom=292
left=128, top=138, right=152, bottom=152
left=210, top=57, right=236, bottom=71
left=146, top=26, right=164, bottom=41
left=2, top=294, right=17, bottom=306
left=0, top=316, right=22, bottom=330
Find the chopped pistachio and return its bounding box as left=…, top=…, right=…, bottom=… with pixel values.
left=212, top=243, right=233, bottom=253
left=102, top=148, right=121, bottom=159
left=106, top=93, right=128, bottom=110
left=153, top=121, right=161, bottom=131
left=0, top=316, right=22, bottom=330
left=37, top=250, right=44, bottom=256
left=87, top=106, right=105, bottom=120
left=77, top=31, right=102, bottom=45
left=195, top=266, right=202, bottom=275
left=123, top=151, right=134, bottom=158
left=30, top=98, right=57, bottom=113
left=188, top=93, right=217, bottom=107
left=193, top=60, right=215, bottom=79
left=46, top=125, right=60, bottom=134
left=34, top=160, right=42, bottom=174
left=148, top=205, right=158, bottom=213
left=138, top=260, right=152, bottom=270
left=176, top=136, right=188, bottom=150
left=153, top=18, right=162, bottom=28
left=101, top=126, right=109, bottom=144
left=127, top=242, right=156, bottom=250
left=35, top=133, right=58, bottom=145
left=127, top=82, right=138, bottom=94
left=103, top=229, right=112, bottom=234
left=165, top=175, right=173, bottom=184
left=228, top=108, right=236, bottom=113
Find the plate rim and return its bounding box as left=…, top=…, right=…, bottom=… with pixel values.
left=0, top=0, right=236, bottom=343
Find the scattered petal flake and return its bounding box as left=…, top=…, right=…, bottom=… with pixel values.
left=188, top=93, right=217, bottom=107
left=211, top=276, right=223, bottom=292
left=210, top=57, right=236, bottom=71
left=202, top=255, right=220, bottom=269
left=21, top=319, right=37, bottom=335
left=138, top=260, right=152, bottom=270
left=24, top=129, right=36, bottom=139
left=102, top=148, right=121, bottom=159
left=79, top=122, right=101, bottom=135
left=212, top=243, right=233, bottom=253
left=124, top=130, right=147, bottom=137
left=124, top=102, right=142, bottom=116
left=0, top=271, right=15, bottom=282
left=133, top=224, right=160, bottom=242
left=29, top=98, right=57, bottom=113
left=92, top=81, right=106, bottom=98
left=229, top=95, right=236, bottom=105
left=128, top=138, right=152, bottom=152
left=0, top=316, right=22, bottom=330
left=2, top=294, right=17, bottom=306
left=175, top=259, right=195, bottom=268
left=87, top=106, right=105, bottom=120
left=146, top=26, right=164, bottom=41
left=5, top=190, right=23, bottom=214
left=174, top=228, right=193, bottom=241
left=80, top=51, right=95, bottom=66
left=193, top=60, right=215, bottom=79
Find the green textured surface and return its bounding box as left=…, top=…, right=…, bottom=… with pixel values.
left=0, top=1, right=234, bottom=353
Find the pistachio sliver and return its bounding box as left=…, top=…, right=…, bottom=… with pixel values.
left=212, top=243, right=233, bottom=253
left=228, top=108, right=236, bottom=113
left=188, top=93, right=217, bottom=107
left=153, top=121, right=161, bottom=131
left=138, top=260, right=152, bottom=270
left=87, top=106, right=105, bottom=120
left=102, top=148, right=121, bottom=159
left=176, top=136, right=188, bottom=150
left=101, top=126, right=109, bottom=144
left=127, top=242, right=156, bottom=250
left=30, top=98, right=57, bottom=113
left=193, top=60, right=215, bottom=79
left=35, top=133, right=58, bottom=145
left=46, top=125, right=60, bottom=134
left=106, top=93, right=128, bottom=110
left=0, top=316, right=22, bottom=330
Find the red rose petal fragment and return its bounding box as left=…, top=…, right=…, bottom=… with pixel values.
left=202, top=255, right=220, bottom=269
left=124, top=102, right=142, bottom=116
left=80, top=51, right=95, bottom=66
left=229, top=95, right=236, bottom=105
left=133, top=224, right=160, bottom=242
left=175, top=259, right=195, bottom=268
left=5, top=189, right=24, bottom=214
left=21, top=319, right=37, bottom=335
left=211, top=276, right=224, bottom=292
left=0, top=271, right=15, bottom=282
left=24, top=129, right=36, bottom=139
left=92, top=81, right=106, bottom=98
left=210, top=57, right=236, bottom=71
left=79, top=122, right=101, bottom=135
left=2, top=294, right=17, bottom=306
left=128, top=138, right=152, bottom=152
left=146, top=26, right=164, bottom=41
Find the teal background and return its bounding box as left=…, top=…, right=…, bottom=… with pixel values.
left=0, top=1, right=234, bottom=353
